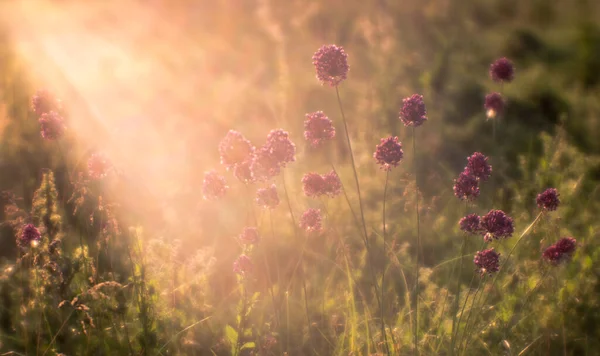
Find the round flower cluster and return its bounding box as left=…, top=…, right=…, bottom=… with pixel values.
left=543, top=237, right=577, bottom=265
left=373, top=136, right=404, bottom=171
left=202, top=171, right=228, bottom=201
left=536, top=188, right=560, bottom=212
left=31, top=89, right=62, bottom=116
left=265, top=129, right=296, bottom=168
left=239, top=227, right=260, bottom=245
left=489, top=57, right=515, bottom=83
left=39, top=111, right=65, bottom=140
left=302, top=171, right=342, bottom=198
left=88, top=153, right=112, bottom=180
left=474, top=248, right=501, bottom=275
left=399, top=94, right=427, bottom=127
left=256, top=184, right=279, bottom=209
left=465, top=152, right=492, bottom=181
left=481, top=209, right=514, bottom=241
left=304, top=111, right=336, bottom=147
left=233, top=254, right=253, bottom=275
left=218, top=130, right=255, bottom=169
left=19, top=223, right=41, bottom=248
left=484, top=92, right=505, bottom=118
left=312, top=44, right=349, bottom=87
left=453, top=171, right=480, bottom=201
left=300, top=208, right=322, bottom=233
left=459, top=214, right=484, bottom=235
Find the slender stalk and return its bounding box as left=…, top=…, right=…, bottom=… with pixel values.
left=380, top=170, right=391, bottom=355
left=451, top=201, right=470, bottom=353
left=235, top=279, right=249, bottom=356
left=412, top=125, right=421, bottom=355
left=456, top=275, right=486, bottom=354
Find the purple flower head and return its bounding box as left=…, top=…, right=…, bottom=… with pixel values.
left=304, top=111, right=336, bottom=146
left=484, top=92, right=505, bottom=118
left=474, top=248, right=501, bottom=275
left=239, top=227, right=260, bottom=245
left=202, top=171, right=228, bottom=200
left=265, top=129, right=296, bottom=168
left=31, top=89, right=61, bottom=116
left=234, top=158, right=256, bottom=184
left=399, top=94, right=427, bottom=127
left=302, top=172, right=326, bottom=198
left=453, top=171, right=480, bottom=201
left=323, top=170, right=342, bottom=197
left=233, top=254, right=253, bottom=275
left=537, top=188, right=560, bottom=212
left=251, top=146, right=281, bottom=182
left=459, top=214, right=484, bottom=235
left=312, top=44, right=349, bottom=87
left=489, top=57, right=515, bottom=83
left=374, top=136, right=404, bottom=171
left=300, top=208, right=322, bottom=233
left=256, top=184, right=279, bottom=209
left=39, top=111, right=65, bottom=140
left=19, top=224, right=41, bottom=247
left=481, top=209, right=514, bottom=241
left=543, top=237, right=577, bottom=265
left=87, top=153, right=111, bottom=180
left=465, top=152, right=492, bottom=181
left=218, top=130, right=254, bottom=169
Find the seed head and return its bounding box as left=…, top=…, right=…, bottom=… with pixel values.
left=304, top=111, right=335, bottom=147
left=453, top=171, right=480, bottom=201
left=202, top=171, right=228, bottom=201
left=256, top=184, right=279, bottom=209
left=474, top=248, right=501, bottom=275
left=399, top=94, right=427, bottom=127
left=536, top=188, right=560, bottom=211
left=465, top=152, right=492, bottom=181
left=300, top=208, right=322, bottom=233
left=374, top=136, right=404, bottom=171
left=481, top=209, right=514, bottom=241
left=489, top=57, right=515, bottom=83
left=312, top=44, right=349, bottom=87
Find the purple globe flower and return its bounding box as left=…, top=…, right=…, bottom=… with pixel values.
left=374, top=136, right=404, bottom=171
left=239, top=227, right=260, bottom=245
left=304, top=111, right=336, bottom=147
left=484, top=92, right=505, bottom=118
left=234, top=158, right=255, bottom=184
left=218, top=130, right=254, bottom=169
left=202, top=171, right=228, bottom=200
left=399, top=94, right=427, bottom=127
left=543, top=237, right=577, bottom=265
left=537, top=188, right=560, bottom=211
left=39, top=111, right=65, bottom=140
left=312, top=44, right=349, bottom=87
left=481, top=209, right=514, bottom=241
left=251, top=146, right=281, bottom=182
left=300, top=208, right=322, bottom=233
left=489, top=57, right=515, bottom=83
left=323, top=170, right=342, bottom=197
left=19, top=224, right=41, bottom=247
left=465, top=152, right=492, bottom=181
left=302, top=172, right=326, bottom=198
left=31, top=89, right=61, bottom=116
left=256, top=184, right=279, bottom=209
left=474, top=248, right=501, bottom=275
left=88, top=153, right=111, bottom=180
left=453, top=171, right=480, bottom=201
left=265, top=129, right=296, bottom=168
left=233, top=254, right=253, bottom=275
left=459, top=214, right=483, bottom=235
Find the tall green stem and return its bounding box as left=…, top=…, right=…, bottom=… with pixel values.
left=380, top=170, right=391, bottom=355
left=412, top=125, right=421, bottom=355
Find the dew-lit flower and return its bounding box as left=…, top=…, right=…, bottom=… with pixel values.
left=302, top=172, right=326, bottom=198
left=453, top=171, right=480, bottom=201
left=239, top=227, right=260, bottom=245
left=374, top=136, right=404, bottom=171
left=19, top=223, right=41, bottom=247
left=39, top=111, right=65, bottom=140
left=233, top=254, right=253, bottom=275
left=252, top=147, right=281, bottom=182
left=459, top=214, right=483, bottom=235
left=465, top=152, right=492, bottom=181
left=87, top=153, right=111, bottom=180
left=399, top=94, right=427, bottom=127
left=484, top=92, right=505, bottom=118
left=543, top=237, right=576, bottom=265
left=481, top=209, right=514, bottom=241
left=537, top=188, right=560, bottom=212
left=234, top=158, right=255, bottom=184
left=31, top=89, right=61, bottom=116
left=265, top=129, right=296, bottom=168
left=489, top=57, right=515, bottom=83
left=256, top=184, right=279, bottom=209
left=202, top=171, right=228, bottom=200
left=474, top=248, right=500, bottom=275
left=312, top=44, right=349, bottom=87
left=304, top=111, right=336, bottom=146
left=218, top=130, right=254, bottom=168
left=323, top=170, right=342, bottom=197
left=300, top=208, right=322, bottom=233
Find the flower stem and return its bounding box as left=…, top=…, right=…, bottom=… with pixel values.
left=381, top=170, right=391, bottom=355
left=412, top=125, right=421, bottom=355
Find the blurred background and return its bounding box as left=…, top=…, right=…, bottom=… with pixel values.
left=0, top=0, right=599, bottom=354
